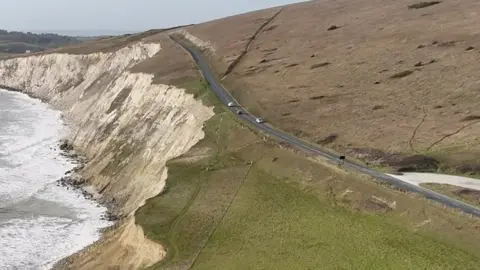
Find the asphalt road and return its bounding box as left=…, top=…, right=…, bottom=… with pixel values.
left=171, top=36, right=480, bottom=218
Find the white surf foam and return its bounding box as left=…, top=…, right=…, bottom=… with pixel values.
left=0, top=89, right=72, bottom=206
left=0, top=89, right=112, bottom=270
left=0, top=184, right=112, bottom=270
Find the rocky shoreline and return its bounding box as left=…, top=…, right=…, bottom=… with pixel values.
left=1, top=84, right=120, bottom=270
left=1, top=86, right=117, bottom=222
left=0, top=84, right=50, bottom=103
left=51, top=139, right=120, bottom=270
left=0, top=85, right=120, bottom=269
left=56, top=139, right=118, bottom=222
left=41, top=139, right=119, bottom=270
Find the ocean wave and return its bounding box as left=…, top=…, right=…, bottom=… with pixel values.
left=0, top=89, right=111, bottom=269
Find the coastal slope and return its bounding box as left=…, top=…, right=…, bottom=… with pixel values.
left=1, top=0, right=480, bottom=268
left=0, top=34, right=214, bottom=269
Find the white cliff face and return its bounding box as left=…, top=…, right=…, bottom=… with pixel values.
left=0, top=44, right=160, bottom=109
left=176, top=29, right=217, bottom=53
left=0, top=42, right=214, bottom=269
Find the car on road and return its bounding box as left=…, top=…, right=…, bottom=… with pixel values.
left=338, top=155, right=346, bottom=165
left=255, top=118, right=265, bottom=123
left=228, top=102, right=235, bottom=107
left=236, top=110, right=243, bottom=115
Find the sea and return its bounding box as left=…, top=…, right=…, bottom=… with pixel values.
left=0, top=89, right=112, bottom=269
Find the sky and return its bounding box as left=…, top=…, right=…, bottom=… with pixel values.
left=0, top=0, right=306, bottom=36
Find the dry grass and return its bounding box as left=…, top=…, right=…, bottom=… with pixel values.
left=130, top=35, right=198, bottom=86
left=186, top=0, right=480, bottom=170
left=185, top=7, right=283, bottom=74
left=421, top=183, right=480, bottom=207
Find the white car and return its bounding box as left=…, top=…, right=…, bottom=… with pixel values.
left=255, top=118, right=265, bottom=124
left=227, top=102, right=235, bottom=107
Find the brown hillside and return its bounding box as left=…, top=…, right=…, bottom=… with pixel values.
left=186, top=0, right=480, bottom=172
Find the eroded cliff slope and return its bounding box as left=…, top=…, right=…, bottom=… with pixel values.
left=0, top=39, right=214, bottom=269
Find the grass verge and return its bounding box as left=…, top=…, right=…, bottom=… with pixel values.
left=421, top=183, right=480, bottom=208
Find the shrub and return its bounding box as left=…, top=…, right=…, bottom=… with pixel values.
left=309, top=95, right=326, bottom=100
left=408, top=1, right=441, bottom=9
left=327, top=25, right=340, bottom=31
left=390, top=70, right=414, bottom=79
left=461, top=115, right=480, bottom=122
left=310, top=62, right=330, bottom=69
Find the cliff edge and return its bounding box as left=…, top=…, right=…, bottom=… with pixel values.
left=0, top=33, right=214, bottom=269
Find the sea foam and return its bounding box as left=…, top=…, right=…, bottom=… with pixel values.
left=0, top=89, right=111, bottom=270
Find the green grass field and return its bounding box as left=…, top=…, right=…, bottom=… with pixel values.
left=136, top=78, right=480, bottom=270
left=192, top=170, right=478, bottom=270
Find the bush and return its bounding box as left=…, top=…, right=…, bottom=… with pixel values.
left=408, top=1, right=441, bottom=9
left=310, top=62, right=330, bottom=69
left=389, top=70, right=414, bottom=79
left=461, top=115, right=480, bottom=122
left=327, top=25, right=340, bottom=31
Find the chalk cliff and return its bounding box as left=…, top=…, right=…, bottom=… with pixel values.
left=0, top=41, right=214, bottom=269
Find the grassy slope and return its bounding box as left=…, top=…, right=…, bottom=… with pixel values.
left=15, top=25, right=478, bottom=268
left=136, top=76, right=480, bottom=270
left=7, top=7, right=477, bottom=268
left=193, top=173, right=475, bottom=270
left=186, top=0, right=480, bottom=176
